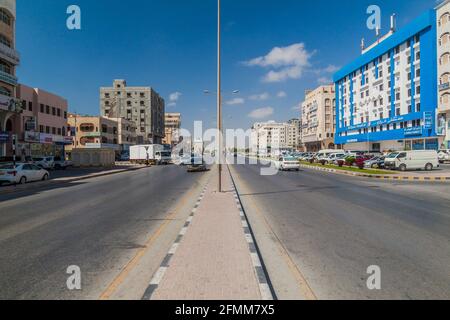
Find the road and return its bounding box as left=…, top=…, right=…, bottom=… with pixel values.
left=230, top=157, right=450, bottom=299
left=0, top=165, right=207, bottom=299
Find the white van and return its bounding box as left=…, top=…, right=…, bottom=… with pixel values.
left=316, top=149, right=345, bottom=161
left=384, top=150, right=439, bottom=171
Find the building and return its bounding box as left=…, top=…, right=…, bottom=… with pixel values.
left=16, top=84, right=71, bottom=158
left=106, top=117, right=137, bottom=151
left=100, top=80, right=165, bottom=145
left=163, top=112, right=181, bottom=146
left=0, top=0, right=22, bottom=157
left=250, top=121, right=300, bottom=156
left=301, top=85, right=336, bottom=152
left=66, top=114, right=120, bottom=157
left=437, top=0, right=450, bottom=149
left=287, top=118, right=302, bottom=151
left=334, top=10, right=438, bottom=152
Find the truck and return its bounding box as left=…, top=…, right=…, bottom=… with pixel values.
left=130, top=144, right=171, bottom=165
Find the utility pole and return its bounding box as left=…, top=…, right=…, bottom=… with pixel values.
left=217, top=0, right=222, bottom=192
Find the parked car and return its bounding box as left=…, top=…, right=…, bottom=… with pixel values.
left=332, top=154, right=347, bottom=165
left=384, top=150, right=439, bottom=171
left=354, top=155, right=372, bottom=168
left=322, top=152, right=346, bottom=164
left=438, top=149, right=450, bottom=163
left=32, top=156, right=55, bottom=170
left=0, top=163, right=50, bottom=185
left=54, top=157, right=73, bottom=170
left=276, top=156, right=300, bottom=171
left=364, top=156, right=386, bottom=169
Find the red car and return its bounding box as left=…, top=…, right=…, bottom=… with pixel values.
left=354, top=155, right=372, bottom=167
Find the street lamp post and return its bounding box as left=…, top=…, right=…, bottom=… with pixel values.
left=217, top=0, right=222, bottom=192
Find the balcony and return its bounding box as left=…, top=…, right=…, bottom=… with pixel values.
left=0, top=69, right=18, bottom=86
left=439, top=82, right=450, bottom=91
left=0, top=43, right=20, bottom=65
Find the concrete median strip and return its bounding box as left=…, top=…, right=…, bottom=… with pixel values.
left=298, top=164, right=450, bottom=182
left=142, top=167, right=272, bottom=300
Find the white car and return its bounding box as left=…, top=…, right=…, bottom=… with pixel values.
left=32, top=156, right=55, bottom=170
left=276, top=156, right=300, bottom=171
left=438, top=149, right=450, bottom=163
left=0, top=163, right=50, bottom=185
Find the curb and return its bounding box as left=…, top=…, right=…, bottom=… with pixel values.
left=227, top=165, right=276, bottom=301
left=0, top=166, right=147, bottom=194
left=298, top=164, right=450, bottom=182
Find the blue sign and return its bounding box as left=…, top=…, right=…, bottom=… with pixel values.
left=404, top=127, right=423, bottom=137
left=0, top=132, right=9, bottom=142
left=423, top=112, right=433, bottom=130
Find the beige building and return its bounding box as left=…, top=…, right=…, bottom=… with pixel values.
left=66, top=114, right=120, bottom=156
left=250, top=121, right=300, bottom=156
left=301, top=85, right=336, bottom=152
left=163, top=112, right=181, bottom=146
left=100, top=80, right=165, bottom=145
left=437, top=0, right=450, bottom=149
left=16, top=84, right=70, bottom=158
left=0, top=0, right=22, bottom=157
left=106, top=117, right=137, bottom=151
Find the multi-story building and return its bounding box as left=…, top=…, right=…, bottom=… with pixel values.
left=437, top=0, right=450, bottom=149
left=100, top=80, right=165, bottom=145
left=106, top=117, right=137, bottom=151
left=0, top=0, right=22, bottom=157
left=16, top=84, right=71, bottom=158
left=301, top=85, right=336, bottom=152
left=334, top=10, right=438, bottom=152
left=287, top=118, right=302, bottom=151
left=250, top=121, right=300, bottom=156
left=163, top=112, right=181, bottom=146
left=66, top=115, right=120, bottom=156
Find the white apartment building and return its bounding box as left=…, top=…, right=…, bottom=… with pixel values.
left=100, top=80, right=165, bottom=145
left=437, top=0, right=450, bottom=149
left=301, top=85, right=336, bottom=152
left=251, top=120, right=300, bottom=156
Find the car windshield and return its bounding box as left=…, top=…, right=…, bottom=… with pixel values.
left=387, top=153, right=399, bottom=158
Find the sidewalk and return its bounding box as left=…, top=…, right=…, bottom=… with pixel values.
left=142, top=166, right=272, bottom=300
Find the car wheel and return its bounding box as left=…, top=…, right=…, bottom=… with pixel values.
left=42, top=174, right=49, bottom=181
left=371, top=164, right=377, bottom=169
left=425, top=163, right=433, bottom=171
left=399, top=164, right=407, bottom=172
left=19, top=176, right=27, bottom=184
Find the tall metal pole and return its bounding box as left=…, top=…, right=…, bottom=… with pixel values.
left=217, top=0, right=222, bottom=192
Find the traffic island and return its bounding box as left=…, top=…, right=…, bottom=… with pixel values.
left=142, top=166, right=273, bottom=300
left=299, top=162, right=450, bottom=182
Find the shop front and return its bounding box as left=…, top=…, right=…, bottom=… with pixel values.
left=21, top=132, right=73, bottom=158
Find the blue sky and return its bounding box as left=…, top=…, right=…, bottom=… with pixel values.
left=16, top=0, right=438, bottom=132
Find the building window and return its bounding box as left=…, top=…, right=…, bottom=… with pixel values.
left=28, top=101, right=33, bottom=111
left=40, top=104, right=44, bottom=113
left=46, top=126, right=50, bottom=134
left=46, top=105, right=50, bottom=114
left=416, top=103, right=421, bottom=112
left=416, top=86, right=420, bottom=95
left=0, top=34, right=11, bottom=47
left=52, top=107, right=56, bottom=116
left=396, top=108, right=400, bottom=116
left=0, top=9, right=12, bottom=26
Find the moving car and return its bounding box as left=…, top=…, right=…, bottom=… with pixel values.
left=187, top=156, right=208, bottom=172
left=32, top=156, right=55, bottom=170
left=384, top=150, right=439, bottom=171
left=0, top=163, right=50, bottom=185
left=276, top=156, right=300, bottom=171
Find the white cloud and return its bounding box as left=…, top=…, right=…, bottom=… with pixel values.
left=245, top=43, right=313, bottom=83
left=226, top=98, right=245, bottom=105
left=323, top=65, right=340, bottom=73
left=277, top=91, right=287, bottom=98
left=317, top=77, right=332, bottom=85
left=169, top=92, right=182, bottom=102
left=248, top=107, right=274, bottom=119
left=167, top=102, right=177, bottom=107
left=249, top=92, right=270, bottom=101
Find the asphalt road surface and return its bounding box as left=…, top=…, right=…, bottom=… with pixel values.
left=0, top=165, right=206, bottom=299
left=231, top=157, right=450, bottom=299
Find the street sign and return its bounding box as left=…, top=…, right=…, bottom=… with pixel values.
left=423, top=112, right=433, bottom=130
